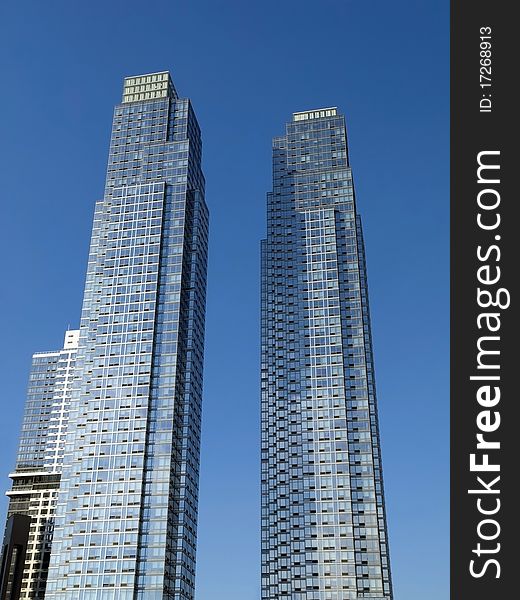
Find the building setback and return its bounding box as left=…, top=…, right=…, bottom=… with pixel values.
left=261, top=108, right=393, bottom=599
left=40, top=72, right=208, bottom=600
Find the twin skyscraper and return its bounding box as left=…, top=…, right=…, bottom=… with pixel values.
left=1, top=72, right=393, bottom=600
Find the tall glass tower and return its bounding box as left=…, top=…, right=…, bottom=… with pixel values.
left=2, top=330, right=79, bottom=600
left=43, top=72, right=209, bottom=600
left=261, top=108, right=392, bottom=599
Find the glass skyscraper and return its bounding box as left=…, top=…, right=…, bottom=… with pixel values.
left=261, top=108, right=393, bottom=599
left=38, top=72, right=209, bottom=600
left=2, top=330, right=79, bottom=600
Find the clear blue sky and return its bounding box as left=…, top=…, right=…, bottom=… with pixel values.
left=0, top=1, right=448, bottom=598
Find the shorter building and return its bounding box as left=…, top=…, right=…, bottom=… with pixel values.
left=1, top=330, right=79, bottom=600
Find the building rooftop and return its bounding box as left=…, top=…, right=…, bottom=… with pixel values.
left=122, top=71, right=177, bottom=103
left=292, top=107, right=338, bottom=121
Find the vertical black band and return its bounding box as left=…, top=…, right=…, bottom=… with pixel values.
left=451, top=1, right=518, bottom=597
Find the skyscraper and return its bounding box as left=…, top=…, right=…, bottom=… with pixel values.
left=40, top=72, right=208, bottom=600
left=261, top=108, right=393, bottom=599
left=2, top=330, right=79, bottom=600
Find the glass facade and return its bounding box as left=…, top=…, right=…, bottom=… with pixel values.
left=43, top=72, right=209, bottom=600
left=3, top=330, right=79, bottom=600
left=261, top=108, right=393, bottom=599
